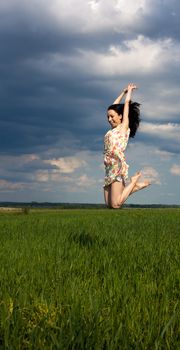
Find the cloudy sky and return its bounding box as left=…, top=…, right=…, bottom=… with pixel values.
left=0, top=0, right=180, bottom=204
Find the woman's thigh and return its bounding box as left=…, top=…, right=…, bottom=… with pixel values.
left=110, top=181, right=125, bottom=208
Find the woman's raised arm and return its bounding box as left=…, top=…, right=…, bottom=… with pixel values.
left=112, top=86, right=128, bottom=104
left=121, top=83, right=137, bottom=131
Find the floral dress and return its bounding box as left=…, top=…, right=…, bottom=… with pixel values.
left=104, top=125, right=130, bottom=187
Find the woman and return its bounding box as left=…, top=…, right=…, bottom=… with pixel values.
left=104, top=83, right=150, bottom=209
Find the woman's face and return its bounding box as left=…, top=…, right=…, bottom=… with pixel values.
left=107, top=109, right=122, bottom=128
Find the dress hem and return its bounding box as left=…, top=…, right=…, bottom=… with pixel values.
left=103, top=175, right=127, bottom=188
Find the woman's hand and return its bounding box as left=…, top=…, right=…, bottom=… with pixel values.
left=122, top=83, right=138, bottom=129
left=112, top=83, right=137, bottom=105
left=127, top=83, right=137, bottom=91
left=123, top=86, right=128, bottom=94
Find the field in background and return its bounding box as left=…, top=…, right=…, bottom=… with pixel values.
left=0, top=209, right=179, bottom=349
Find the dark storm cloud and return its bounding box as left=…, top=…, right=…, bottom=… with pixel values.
left=127, top=1, right=180, bottom=41
left=0, top=44, right=107, bottom=155
left=0, top=0, right=180, bottom=160
left=145, top=1, right=180, bottom=40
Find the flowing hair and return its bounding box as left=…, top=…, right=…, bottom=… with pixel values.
left=107, top=101, right=141, bottom=137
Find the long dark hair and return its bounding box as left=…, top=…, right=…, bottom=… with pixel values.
left=107, top=101, right=141, bottom=137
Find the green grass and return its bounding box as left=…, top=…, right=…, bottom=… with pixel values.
left=0, top=209, right=179, bottom=349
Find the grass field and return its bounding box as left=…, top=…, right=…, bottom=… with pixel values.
left=0, top=208, right=179, bottom=349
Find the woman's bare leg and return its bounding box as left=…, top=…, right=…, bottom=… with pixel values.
left=111, top=172, right=141, bottom=208
left=110, top=181, right=125, bottom=208
left=104, top=185, right=111, bottom=207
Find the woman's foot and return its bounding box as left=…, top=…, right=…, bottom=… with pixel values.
left=130, top=171, right=142, bottom=184
left=133, top=180, right=151, bottom=191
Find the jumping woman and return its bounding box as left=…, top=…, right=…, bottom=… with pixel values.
left=104, top=83, right=150, bottom=209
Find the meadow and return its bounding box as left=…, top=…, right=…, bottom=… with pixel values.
left=0, top=208, right=179, bottom=349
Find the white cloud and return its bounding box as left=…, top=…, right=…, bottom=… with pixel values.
left=127, top=143, right=175, bottom=168
left=141, top=166, right=161, bottom=184
left=0, top=0, right=179, bottom=40
left=29, top=0, right=173, bottom=35
left=0, top=179, right=26, bottom=191
left=88, top=0, right=99, bottom=12
left=35, top=169, right=74, bottom=183
left=32, top=151, right=101, bottom=194
left=0, top=154, right=41, bottom=179
left=35, top=36, right=180, bottom=80
left=140, top=122, right=180, bottom=141
left=48, top=0, right=143, bottom=33
left=154, top=149, right=174, bottom=161
left=0, top=0, right=175, bottom=36
left=76, top=174, right=96, bottom=187
left=44, top=156, right=86, bottom=173
left=107, top=36, right=173, bottom=74
left=35, top=170, right=49, bottom=182
left=170, top=164, right=180, bottom=176
left=0, top=154, right=39, bottom=167
left=35, top=170, right=97, bottom=193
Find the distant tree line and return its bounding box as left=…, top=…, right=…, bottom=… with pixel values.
left=0, top=202, right=179, bottom=209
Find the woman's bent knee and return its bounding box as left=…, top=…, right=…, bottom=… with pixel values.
left=111, top=202, right=121, bottom=209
